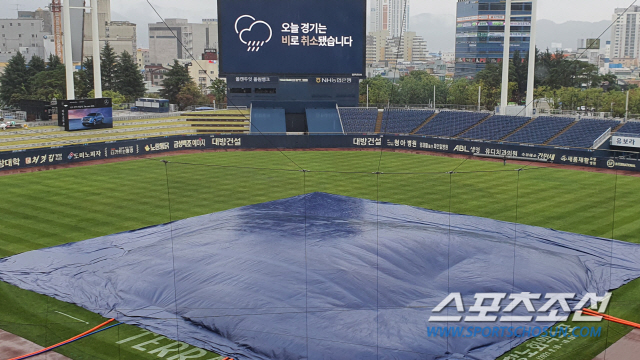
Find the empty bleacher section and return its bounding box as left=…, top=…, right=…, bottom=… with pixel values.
left=616, top=121, right=640, bottom=134
left=415, top=111, right=488, bottom=137
left=339, top=108, right=378, bottom=134
left=548, top=118, right=620, bottom=148
left=380, top=109, right=435, bottom=134
left=505, top=116, right=575, bottom=145
left=306, top=108, right=344, bottom=134
left=182, top=109, right=251, bottom=133
left=250, top=108, right=287, bottom=134
left=460, top=116, right=531, bottom=141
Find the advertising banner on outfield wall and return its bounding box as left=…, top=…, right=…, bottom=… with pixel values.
left=1, top=134, right=640, bottom=172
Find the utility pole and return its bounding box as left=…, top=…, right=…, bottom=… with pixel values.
left=366, top=84, right=369, bottom=107
left=626, top=90, right=630, bottom=122
left=478, top=86, right=482, bottom=112
left=433, top=85, right=436, bottom=109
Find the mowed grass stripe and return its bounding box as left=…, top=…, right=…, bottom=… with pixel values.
left=0, top=151, right=639, bottom=360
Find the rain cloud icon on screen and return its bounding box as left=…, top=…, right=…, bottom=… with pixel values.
left=235, top=15, right=273, bottom=52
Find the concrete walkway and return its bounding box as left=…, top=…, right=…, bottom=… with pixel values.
left=0, top=329, right=70, bottom=360
left=593, top=329, right=640, bottom=360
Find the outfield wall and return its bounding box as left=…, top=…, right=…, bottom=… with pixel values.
left=1, top=134, right=639, bottom=172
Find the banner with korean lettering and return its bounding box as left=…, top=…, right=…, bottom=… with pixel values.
left=218, top=0, right=366, bottom=76
left=2, top=134, right=640, bottom=173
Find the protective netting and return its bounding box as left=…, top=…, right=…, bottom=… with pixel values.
left=0, top=148, right=640, bottom=360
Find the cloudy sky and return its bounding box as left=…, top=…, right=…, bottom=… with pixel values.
left=0, top=0, right=636, bottom=47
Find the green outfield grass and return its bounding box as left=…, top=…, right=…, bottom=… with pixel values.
left=1, top=150, right=639, bottom=359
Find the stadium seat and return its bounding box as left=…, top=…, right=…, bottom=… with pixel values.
left=379, top=109, right=435, bottom=134
left=339, top=108, right=378, bottom=134
left=548, top=118, right=620, bottom=148
left=415, top=111, right=487, bottom=137
left=615, top=121, right=640, bottom=135
left=505, top=116, right=575, bottom=145
left=460, top=115, right=531, bottom=141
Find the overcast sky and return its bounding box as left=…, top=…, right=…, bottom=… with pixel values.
left=0, top=0, right=635, bottom=47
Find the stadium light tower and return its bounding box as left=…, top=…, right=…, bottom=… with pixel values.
left=501, top=0, right=537, bottom=116
left=525, top=0, right=537, bottom=117
left=62, top=0, right=102, bottom=100
left=500, top=0, right=511, bottom=112
left=91, top=0, right=102, bottom=98
left=62, top=0, right=74, bottom=99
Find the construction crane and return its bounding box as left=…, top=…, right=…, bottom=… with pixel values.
left=51, top=0, right=63, bottom=59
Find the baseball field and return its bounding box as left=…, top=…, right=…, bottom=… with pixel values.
left=1, top=150, right=639, bottom=359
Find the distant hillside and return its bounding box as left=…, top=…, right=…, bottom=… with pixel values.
left=536, top=19, right=611, bottom=52
left=409, top=13, right=457, bottom=53
left=409, top=14, right=612, bottom=53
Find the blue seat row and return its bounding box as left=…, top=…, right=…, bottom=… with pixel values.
left=416, top=111, right=488, bottom=137
left=460, top=116, right=531, bottom=141
left=615, top=121, right=640, bottom=135
left=505, top=116, right=575, bottom=145
left=339, top=108, right=378, bottom=134
left=549, top=118, right=620, bottom=148
left=380, top=109, right=435, bottom=134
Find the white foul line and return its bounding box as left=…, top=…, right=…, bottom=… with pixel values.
left=54, top=311, right=89, bottom=324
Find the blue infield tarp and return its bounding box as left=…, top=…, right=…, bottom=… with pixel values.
left=2, top=193, right=640, bottom=359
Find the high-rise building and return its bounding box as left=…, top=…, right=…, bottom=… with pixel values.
left=366, top=30, right=427, bottom=65
left=370, top=0, right=410, bottom=38
left=610, top=6, right=640, bottom=60
left=148, top=19, right=218, bottom=67
left=136, top=48, right=150, bottom=71
left=0, top=15, right=51, bottom=62
left=83, top=0, right=137, bottom=58
left=454, top=0, right=532, bottom=78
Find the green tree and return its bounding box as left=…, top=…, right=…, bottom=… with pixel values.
left=512, top=50, right=528, bottom=104
left=389, top=71, right=448, bottom=106
left=28, top=67, right=66, bottom=101
left=88, top=89, right=126, bottom=104
left=447, top=78, right=473, bottom=105
left=27, top=56, right=46, bottom=77
left=360, top=75, right=393, bottom=106
left=160, top=60, right=192, bottom=105
left=47, top=54, right=62, bottom=71
left=100, top=42, right=118, bottom=91
left=208, top=78, right=227, bottom=104
left=114, top=51, right=146, bottom=101
left=75, top=57, right=95, bottom=99
left=0, top=52, right=29, bottom=105
left=176, top=81, right=208, bottom=110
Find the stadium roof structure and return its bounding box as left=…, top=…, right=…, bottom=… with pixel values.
left=1, top=193, right=640, bottom=359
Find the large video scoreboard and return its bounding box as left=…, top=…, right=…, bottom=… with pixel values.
left=218, top=0, right=366, bottom=77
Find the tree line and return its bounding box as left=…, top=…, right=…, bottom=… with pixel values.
left=0, top=43, right=146, bottom=106
left=361, top=49, right=636, bottom=117
left=0, top=42, right=226, bottom=111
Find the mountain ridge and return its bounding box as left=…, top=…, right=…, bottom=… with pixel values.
left=409, top=13, right=612, bottom=54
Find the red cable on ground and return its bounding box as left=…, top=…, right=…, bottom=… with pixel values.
left=7, top=318, right=116, bottom=360
left=582, top=308, right=640, bottom=329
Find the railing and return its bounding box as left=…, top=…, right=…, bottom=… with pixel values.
left=1, top=110, right=27, bottom=121
left=113, top=112, right=183, bottom=122
left=358, top=103, right=490, bottom=112
left=592, top=127, right=612, bottom=149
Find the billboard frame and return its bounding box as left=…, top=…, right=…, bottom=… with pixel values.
left=217, top=0, right=367, bottom=78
